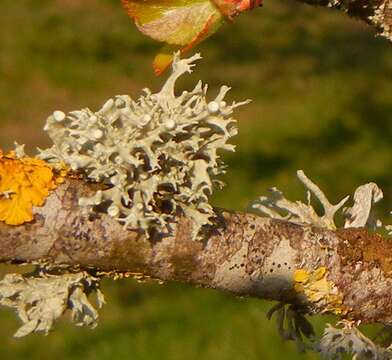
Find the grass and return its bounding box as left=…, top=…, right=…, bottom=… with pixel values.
left=0, top=0, right=391, bottom=359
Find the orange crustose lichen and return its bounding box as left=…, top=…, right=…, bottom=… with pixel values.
left=0, top=149, right=66, bottom=225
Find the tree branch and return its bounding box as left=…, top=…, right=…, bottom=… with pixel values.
left=293, top=0, right=392, bottom=41
left=1, top=178, right=392, bottom=328
left=1, top=54, right=391, bottom=357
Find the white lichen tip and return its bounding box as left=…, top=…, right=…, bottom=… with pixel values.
left=249, top=170, right=348, bottom=230
left=13, top=142, right=26, bottom=159
left=160, top=52, right=202, bottom=99
left=39, top=54, right=247, bottom=238
left=53, top=110, right=66, bottom=122
left=343, top=183, right=383, bottom=229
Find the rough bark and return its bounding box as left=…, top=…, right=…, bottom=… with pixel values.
left=296, top=0, right=392, bottom=41
left=1, top=179, right=392, bottom=326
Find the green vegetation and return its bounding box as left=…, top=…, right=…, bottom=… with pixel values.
left=0, top=0, right=391, bottom=358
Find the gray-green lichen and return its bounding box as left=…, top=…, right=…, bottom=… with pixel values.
left=249, top=170, right=349, bottom=230
left=39, top=54, right=248, bottom=238
left=319, top=321, right=392, bottom=360
left=250, top=170, right=384, bottom=231
left=0, top=270, right=104, bottom=337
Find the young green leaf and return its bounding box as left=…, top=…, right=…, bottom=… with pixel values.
left=122, top=0, right=262, bottom=74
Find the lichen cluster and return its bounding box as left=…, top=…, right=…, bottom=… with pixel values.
left=39, top=54, right=248, bottom=237
left=256, top=172, right=392, bottom=359
left=0, top=271, right=104, bottom=337
left=249, top=170, right=350, bottom=230
left=320, top=321, right=392, bottom=360
left=250, top=170, right=384, bottom=231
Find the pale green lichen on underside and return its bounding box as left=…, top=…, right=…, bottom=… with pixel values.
left=0, top=271, right=104, bottom=337
left=39, top=53, right=249, bottom=238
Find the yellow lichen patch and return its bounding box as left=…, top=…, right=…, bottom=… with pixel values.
left=96, top=270, right=153, bottom=282
left=294, top=267, right=349, bottom=316
left=0, top=151, right=66, bottom=225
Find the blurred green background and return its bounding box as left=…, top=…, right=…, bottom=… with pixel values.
left=0, top=0, right=391, bottom=359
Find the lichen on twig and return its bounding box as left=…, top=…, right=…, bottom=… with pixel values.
left=0, top=269, right=104, bottom=337
left=249, top=170, right=349, bottom=230
left=250, top=170, right=384, bottom=231
left=319, top=321, right=392, bottom=360
left=39, top=53, right=249, bottom=239
left=343, top=183, right=383, bottom=229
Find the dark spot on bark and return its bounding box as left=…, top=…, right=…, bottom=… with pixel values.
left=34, top=214, right=45, bottom=224
left=88, top=213, right=97, bottom=221
left=10, top=259, right=27, bottom=265
left=246, top=224, right=275, bottom=276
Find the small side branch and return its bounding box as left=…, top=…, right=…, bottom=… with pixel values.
left=297, top=0, right=392, bottom=42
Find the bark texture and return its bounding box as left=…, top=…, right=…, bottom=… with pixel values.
left=1, top=179, right=392, bottom=326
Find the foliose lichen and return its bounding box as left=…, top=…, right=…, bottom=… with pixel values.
left=249, top=170, right=349, bottom=230
left=0, top=270, right=104, bottom=337
left=250, top=170, right=384, bottom=231
left=39, top=54, right=249, bottom=238
left=319, top=321, right=392, bottom=360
